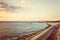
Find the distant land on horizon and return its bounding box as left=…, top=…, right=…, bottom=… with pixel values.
left=0, top=20, right=60, bottom=23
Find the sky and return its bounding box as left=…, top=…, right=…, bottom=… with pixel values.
left=0, top=0, right=60, bottom=21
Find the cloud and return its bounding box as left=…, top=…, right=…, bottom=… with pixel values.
left=0, top=0, right=60, bottom=21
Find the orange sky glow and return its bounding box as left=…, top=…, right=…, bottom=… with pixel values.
left=0, top=0, right=60, bottom=21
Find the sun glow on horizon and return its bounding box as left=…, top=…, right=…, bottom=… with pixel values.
left=0, top=0, right=60, bottom=21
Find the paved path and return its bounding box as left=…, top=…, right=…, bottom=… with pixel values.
left=56, top=24, right=60, bottom=40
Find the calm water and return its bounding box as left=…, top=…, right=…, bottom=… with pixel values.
left=0, top=21, right=48, bottom=37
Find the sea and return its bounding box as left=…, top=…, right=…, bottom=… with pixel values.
left=0, top=21, right=48, bottom=38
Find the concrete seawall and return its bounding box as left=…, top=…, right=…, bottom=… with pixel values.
left=30, top=24, right=59, bottom=40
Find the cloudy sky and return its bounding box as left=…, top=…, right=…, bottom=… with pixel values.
left=0, top=0, right=60, bottom=21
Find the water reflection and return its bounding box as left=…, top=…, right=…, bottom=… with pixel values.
left=0, top=21, right=48, bottom=38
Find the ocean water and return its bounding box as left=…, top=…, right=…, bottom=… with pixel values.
left=0, top=21, right=48, bottom=37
